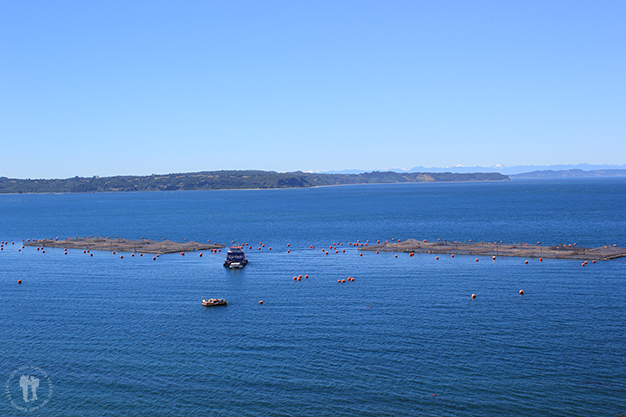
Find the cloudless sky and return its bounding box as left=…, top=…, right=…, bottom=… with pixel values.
left=1, top=0, right=624, bottom=178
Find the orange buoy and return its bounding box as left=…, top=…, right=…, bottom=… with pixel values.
left=394, top=255, right=397, bottom=258
left=342, top=279, right=346, bottom=283
left=359, top=253, right=362, bottom=257
left=199, top=253, right=203, bottom=257
left=475, top=259, right=479, bottom=262
left=492, top=256, right=496, bottom=260
left=113, top=251, right=116, bottom=255
left=287, top=250, right=290, bottom=253
left=342, top=249, right=345, bottom=253
left=519, top=290, right=524, bottom=295
left=436, top=256, right=439, bottom=260
left=337, top=280, right=341, bottom=283
left=293, top=277, right=297, bottom=280
left=269, top=247, right=272, bottom=250
left=298, top=275, right=302, bottom=279
left=471, top=294, right=476, bottom=299
left=451, top=254, right=454, bottom=258
left=18, top=280, right=22, bottom=284
left=259, top=300, right=263, bottom=304
left=592, top=260, right=596, bottom=264
left=120, top=255, right=123, bottom=258
left=305, top=275, right=308, bottom=278
left=131, top=254, right=134, bottom=257
left=525, top=260, right=528, bottom=264
left=539, top=258, right=542, bottom=262
left=376, top=251, right=379, bottom=254
left=153, top=257, right=156, bottom=260
left=181, top=252, right=185, bottom=256
left=297, top=277, right=301, bottom=281
left=90, top=253, right=93, bottom=257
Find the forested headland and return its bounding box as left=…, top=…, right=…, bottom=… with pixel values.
left=0, top=170, right=509, bottom=194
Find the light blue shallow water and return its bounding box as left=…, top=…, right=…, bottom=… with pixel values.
left=1, top=179, right=625, bottom=416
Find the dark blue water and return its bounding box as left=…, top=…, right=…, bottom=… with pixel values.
left=1, top=180, right=625, bottom=416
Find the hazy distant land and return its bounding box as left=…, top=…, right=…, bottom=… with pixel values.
left=510, top=169, right=626, bottom=179
left=0, top=170, right=508, bottom=194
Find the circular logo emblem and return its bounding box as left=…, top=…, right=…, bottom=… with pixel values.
left=5, top=366, right=53, bottom=412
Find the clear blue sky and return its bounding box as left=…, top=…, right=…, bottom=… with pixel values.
left=1, top=0, right=624, bottom=178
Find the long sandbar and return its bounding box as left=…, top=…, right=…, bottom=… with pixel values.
left=24, top=237, right=225, bottom=254
left=361, top=239, right=626, bottom=260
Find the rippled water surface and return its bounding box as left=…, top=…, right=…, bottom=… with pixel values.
left=1, top=180, right=625, bottom=416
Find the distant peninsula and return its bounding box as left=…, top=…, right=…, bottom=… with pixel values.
left=510, top=169, right=626, bottom=179
left=0, top=170, right=509, bottom=194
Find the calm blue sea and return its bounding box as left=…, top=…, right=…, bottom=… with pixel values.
left=1, top=179, right=625, bottom=416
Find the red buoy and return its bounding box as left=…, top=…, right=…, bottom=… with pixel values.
left=18, top=280, right=22, bottom=284
left=471, top=294, right=476, bottom=299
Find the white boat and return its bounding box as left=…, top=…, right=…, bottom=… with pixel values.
left=224, top=246, right=248, bottom=268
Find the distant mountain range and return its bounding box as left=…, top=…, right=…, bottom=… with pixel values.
left=323, top=164, right=626, bottom=176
